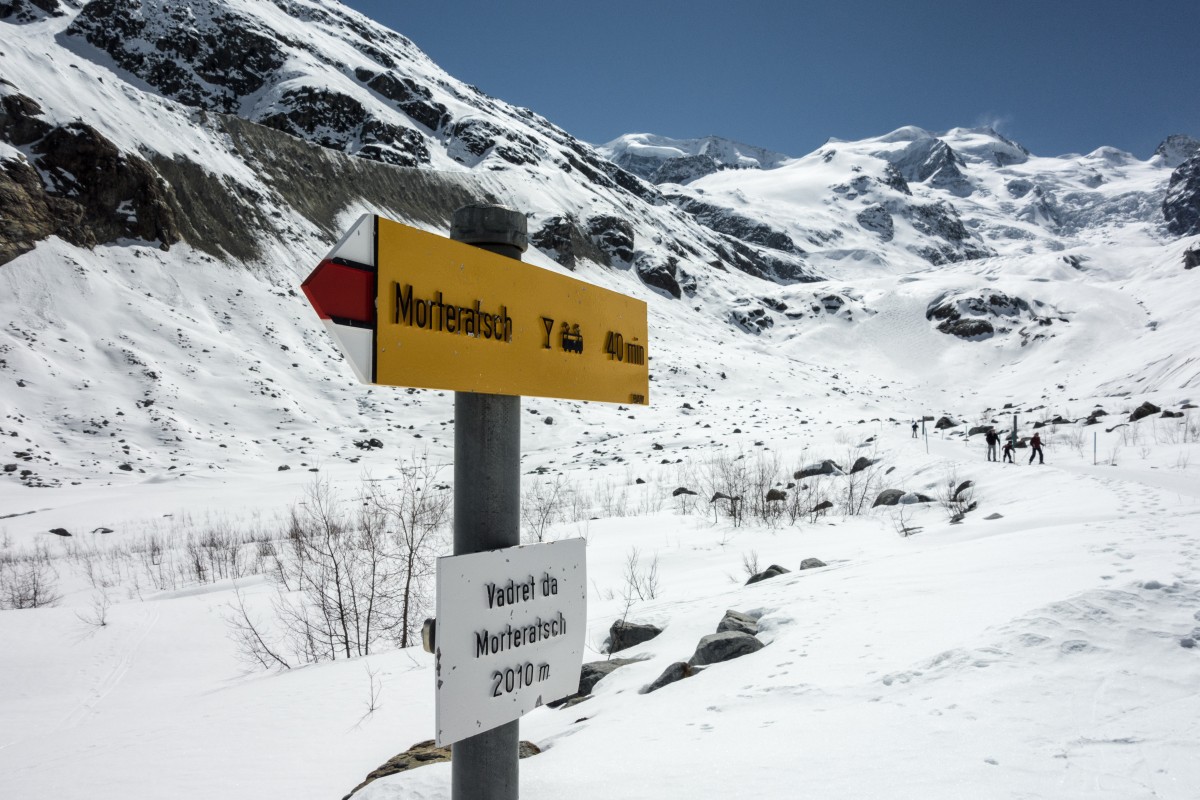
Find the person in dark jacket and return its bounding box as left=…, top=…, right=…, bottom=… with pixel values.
left=985, top=430, right=999, bottom=461
left=912, top=421, right=919, bottom=438
left=1029, top=432, right=1044, bottom=464
left=1002, top=440, right=1014, bottom=463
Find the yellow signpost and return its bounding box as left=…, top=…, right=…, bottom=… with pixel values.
left=373, top=217, right=649, bottom=405
left=303, top=214, right=649, bottom=405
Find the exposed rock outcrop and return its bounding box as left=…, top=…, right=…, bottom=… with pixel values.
left=260, top=87, right=431, bottom=167
left=1153, top=134, right=1200, bottom=169
left=653, top=153, right=722, bottom=184
left=746, top=564, right=790, bottom=585
left=530, top=215, right=607, bottom=270
left=344, top=739, right=541, bottom=799
left=608, top=620, right=662, bottom=653
left=635, top=255, right=683, bottom=299
left=730, top=306, right=774, bottom=334
left=68, top=0, right=288, bottom=113
left=906, top=201, right=992, bottom=264
left=1129, top=401, right=1161, bottom=422
left=879, top=135, right=972, bottom=196
left=689, top=631, right=764, bottom=666
left=717, top=610, right=759, bottom=635
left=0, top=0, right=63, bottom=23
left=1, top=90, right=182, bottom=264
left=856, top=204, right=894, bottom=240
left=669, top=195, right=801, bottom=253
left=926, top=290, right=1059, bottom=342
left=548, top=658, right=637, bottom=708
left=794, top=460, right=843, bottom=479
left=586, top=215, right=635, bottom=264
left=1163, top=154, right=1200, bottom=237
left=641, top=661, right=694, bottom=694
left=873, top=489, right=905, bottom=507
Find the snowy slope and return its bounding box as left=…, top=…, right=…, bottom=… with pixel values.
left=2, top=2, right=1200, bottom=799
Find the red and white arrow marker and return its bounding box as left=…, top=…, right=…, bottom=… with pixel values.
left=301, top=214, right=376, bottom=383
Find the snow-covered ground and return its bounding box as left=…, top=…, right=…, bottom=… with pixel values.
left=4, top=223, right=1200, bottom=798
left=3, top=404, right=1199, bottom=800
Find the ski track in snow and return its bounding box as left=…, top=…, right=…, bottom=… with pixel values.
left=53, top=604, right=161, bottom=735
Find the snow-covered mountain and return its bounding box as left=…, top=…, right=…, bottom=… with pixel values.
left=0, top=0, right=1198, bottom=486
left=3, top=4, right=1200, bottom=798
left=597, top=133, right=792, bottom=185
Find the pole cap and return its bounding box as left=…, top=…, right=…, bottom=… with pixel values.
left=450, top=204, right=528, bottom=252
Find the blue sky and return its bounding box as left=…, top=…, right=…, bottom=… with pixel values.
left=341, top=0, right=1199, bottom=159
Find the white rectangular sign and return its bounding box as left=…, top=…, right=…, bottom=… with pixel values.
left=434, top=538, right=586, bottom=746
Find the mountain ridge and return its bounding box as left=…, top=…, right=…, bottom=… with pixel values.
left=0, top=0, right=1198, bottom=491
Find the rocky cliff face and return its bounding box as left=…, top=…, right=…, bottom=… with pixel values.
left=0, top=87, right=181, bottom=264
left=1163, top=155, right=1200, bottom=237
left=0, top=0, right=66, bottom=22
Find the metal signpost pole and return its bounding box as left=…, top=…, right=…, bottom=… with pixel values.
left=450, top=204, right=526, bottom=800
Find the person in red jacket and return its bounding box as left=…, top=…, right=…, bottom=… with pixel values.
left=1029, top=432, right=1044, bottom=464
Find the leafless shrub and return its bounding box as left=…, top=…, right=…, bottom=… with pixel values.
left=636, top=483, right=667, bottom=516
left=233, top=460, right=450, bottom=668
left=565, top=481, right=590, bottom=522
left=891, top=505, right=921, bottom=538
left=0, top=559, right=61, bottom=609
left=226, top=584, right=292, bottom=670
left=701, top=450, right=751, bottom=526
left=371, top=455, right=450, bottom=648
left=522, top=475, right=566, bottom=542
left=841, top=447, right=883, bottom=516
left=1121, top=424, right=1144, bottom=447
left=741, top=549, right=760, bottom=579
left=787, top=473, right=831, bottom=525
left=595, top=479, right=631, bottom=518
left=748, top=451, right=784, bottom=525
left=936, top=468, right=976, bottom=522
left=76, top=589, right=113, bottom=629
left=622, top=546, right=660, bottom=601
left=1063, top=427, right=1086, bottom=457
left=362, top=663, right=383, bottom=718
left=671, top=462, right=701, bottom=515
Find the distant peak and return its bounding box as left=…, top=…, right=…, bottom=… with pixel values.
left=598, top=133, right=792, bottom=185
left=1153, top=134, right=1200, bottom=169
left=875, top=126, right=936, bottom=144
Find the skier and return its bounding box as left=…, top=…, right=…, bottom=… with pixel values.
left=1028, top=432, right=1044, bottom=464
left=912, top=421, right=919, bottom=438
left=985, top=429, right=999, bottom=462
left=1002, top=439, right=1014, bottom=463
